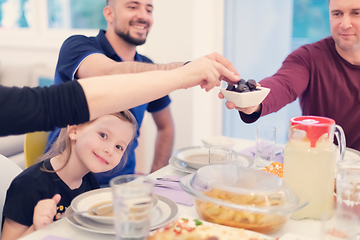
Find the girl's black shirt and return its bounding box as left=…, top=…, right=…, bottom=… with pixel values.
left=2, top=159, right=99, bottom=227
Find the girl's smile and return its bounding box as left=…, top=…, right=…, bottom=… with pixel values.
left=93, top=152, right=109, bottom=165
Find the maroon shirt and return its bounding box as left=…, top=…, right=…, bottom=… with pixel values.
left=240, top=37, right=360, bottom=151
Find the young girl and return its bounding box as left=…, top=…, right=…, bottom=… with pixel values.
left=1, top=111, right=137, bottom=240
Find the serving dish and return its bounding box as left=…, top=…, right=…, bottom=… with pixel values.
left=180, top=165, right=304, bottom=234
left=220, top=86, right=270, bottom=108
left=71, top=187, right=158, bottom=225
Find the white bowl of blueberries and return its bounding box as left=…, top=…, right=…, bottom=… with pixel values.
left=220, top=79, right=270, bottom=108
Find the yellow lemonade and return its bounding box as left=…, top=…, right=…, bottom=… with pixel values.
left=283, top=140, right=336, bottom=220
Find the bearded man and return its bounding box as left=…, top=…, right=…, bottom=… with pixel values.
left=47, top=0, right=181, bottom=185
left=221, top=0, right=360, bottom=152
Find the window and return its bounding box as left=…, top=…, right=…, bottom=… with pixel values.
left=0, top=0, right=106, bottom=47
left=0, top=0, right=32, bottom=28
left=292, top=0, right=331, bottom=50
left=47, top=0, right=106, bottom=29
left=0, top=0, right=106, bottom=29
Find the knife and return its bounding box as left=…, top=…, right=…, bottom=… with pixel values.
left=155, top=183, right=182, bottom=190
left=250, top=149, right=283, bottom=156
left=156, top=177, right=180, bottom=182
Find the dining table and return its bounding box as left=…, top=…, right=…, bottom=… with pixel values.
left=18, top=138, right=326, bottom=240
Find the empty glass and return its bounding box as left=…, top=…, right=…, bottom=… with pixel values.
left=255, top=125, right=276, bottom=168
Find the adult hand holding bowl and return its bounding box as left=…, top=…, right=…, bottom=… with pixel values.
left=219, top=79, right=269, bottom=113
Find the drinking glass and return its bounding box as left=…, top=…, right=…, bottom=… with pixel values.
left=335, top=160, right=360, bottom=238
left=255, top=125, right=276, bottom=168
left=208, top=147, right=234, bottom=165
left=110, top=174, right=154, bottom=240
left=321, top=210, right=359, bottom=239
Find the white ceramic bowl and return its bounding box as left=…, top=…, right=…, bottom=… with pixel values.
left=71, top=188, right=158, bottom=225
left=173, top=146, right=239, bottom=169
left=220, top=87, right=270, bottom=108
left=201, top=136, right=235, bottom=149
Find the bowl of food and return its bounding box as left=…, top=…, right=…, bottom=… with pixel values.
left=173, top=146, right=240, bottom=169
left=220, top=80, right=270, bottom=108
left=71, top=188, right=158, bottom=225
left=180, top=165, right=303, bottom=234
left=201, top=136, right=235, bottom=149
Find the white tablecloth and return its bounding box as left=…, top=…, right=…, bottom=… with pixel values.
left=19, top=138, right=322, bottom=240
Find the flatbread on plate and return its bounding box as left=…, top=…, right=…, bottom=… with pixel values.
left=148, top=216, right=275, bottom=240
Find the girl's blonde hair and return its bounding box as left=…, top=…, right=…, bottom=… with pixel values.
left=39, top=110, right=138, bottom=172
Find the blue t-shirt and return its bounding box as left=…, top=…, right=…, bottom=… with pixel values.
left=46, top=30, right=171, bottom=185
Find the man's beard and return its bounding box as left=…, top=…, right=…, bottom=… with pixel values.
left=116, top=30, right=147, bottom=46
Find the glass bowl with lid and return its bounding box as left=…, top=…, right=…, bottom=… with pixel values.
left=180, top=164, right=305, bottom=234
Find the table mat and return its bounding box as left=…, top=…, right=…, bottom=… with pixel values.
left=153, top=175, right=193, bottom=206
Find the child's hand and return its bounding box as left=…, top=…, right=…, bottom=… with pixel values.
left=33, top=194, right=61, bottom=231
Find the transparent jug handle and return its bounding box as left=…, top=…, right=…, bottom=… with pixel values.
left=335, top=124, right=346, bottom=161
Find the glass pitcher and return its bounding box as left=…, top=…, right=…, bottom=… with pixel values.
left=283, top=116, right=345, bottom=220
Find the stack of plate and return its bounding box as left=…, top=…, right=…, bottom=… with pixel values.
left=169, top=146, right=254, bottom=174
left=67, top=188, right=178, bottom=234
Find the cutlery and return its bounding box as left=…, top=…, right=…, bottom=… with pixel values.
left=62, top=203, right=113, bottom=219
left=62, top=200, right=152, bottom=219
left=156, top=177, right=180, bottom=182
left=155, top=183, right=182, bottom=190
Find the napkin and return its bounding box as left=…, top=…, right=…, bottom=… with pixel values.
left=240, top=145, right=284, bottom=164
left=153, top=175, right=193, bottom=206
left=41, top=236, right=71, bottom=240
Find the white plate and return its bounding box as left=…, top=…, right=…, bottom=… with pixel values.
left=344, top=147, right=360, bottom=162
left=169, top=153, right=254, bottom=174
left=67, top=194, right=178, bottom=234
left=173, top=146, right=254, bottom=170
left=279, top=233, right=317, bottom=240
left=169, top=157, right=197, bottom=174
left=71, top=188, right=158, bottom=225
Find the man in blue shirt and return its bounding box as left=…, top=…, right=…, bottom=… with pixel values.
left=47, top=0, right=180, bottom=185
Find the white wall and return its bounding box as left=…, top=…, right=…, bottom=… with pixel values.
left=137, top=0, right=225, bottom=173
left=0, top=0, right=225, bottom=174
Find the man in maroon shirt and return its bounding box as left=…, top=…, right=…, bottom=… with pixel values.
left=220, top=0, right=360, bottom=151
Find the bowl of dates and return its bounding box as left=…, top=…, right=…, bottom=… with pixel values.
left=220, top=79, right=270, bottom=108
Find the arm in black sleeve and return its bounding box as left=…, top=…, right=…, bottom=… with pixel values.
left=0, top=81, right=89, bottom=136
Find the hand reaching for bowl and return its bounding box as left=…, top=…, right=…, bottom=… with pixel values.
left=175, top=52, right=241, bottom=92
left=33, top=194, right=61, bottom=231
